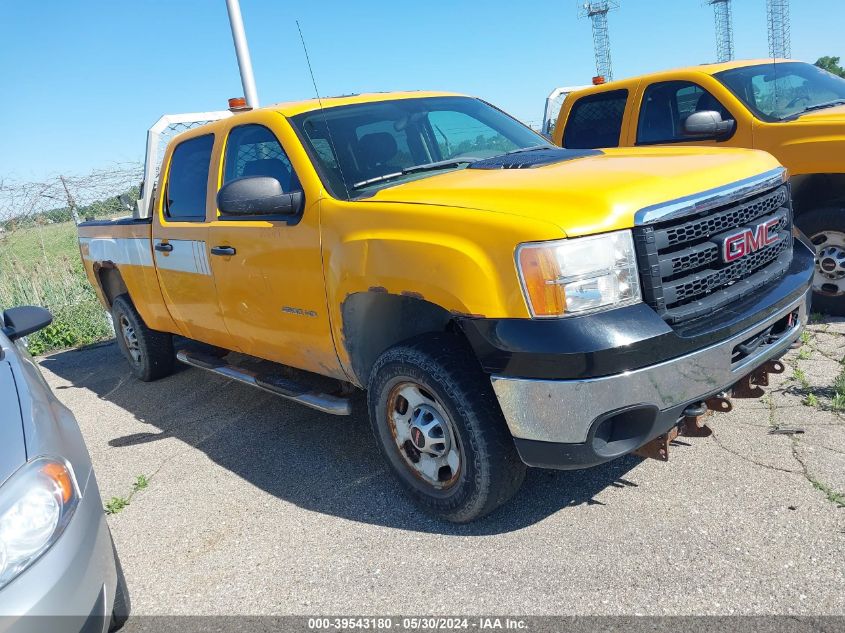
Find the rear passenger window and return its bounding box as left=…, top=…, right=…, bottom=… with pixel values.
left=165, top=134, right=213, bottom=221
left=223, top=124, right=301, bottom=192
left=563, top=90, right=628, bottom=149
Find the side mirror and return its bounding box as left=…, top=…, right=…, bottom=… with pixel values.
left=683, top=111, right=736, bottom=140
left=217, top=176, right=303, bottom=217
left=2, top=306, right=52, bottom=341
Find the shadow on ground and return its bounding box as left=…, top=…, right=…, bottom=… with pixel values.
left=42, top=341, right=648, bottom=536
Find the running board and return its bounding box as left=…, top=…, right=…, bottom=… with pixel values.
left=175, top=350, right=352, bottom=416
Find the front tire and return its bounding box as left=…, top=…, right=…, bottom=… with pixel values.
left=367, top=333, right=526, bottom=523
left=796, top=207, right=845, bottom=316
left=111, top=295, right=174, bottom=381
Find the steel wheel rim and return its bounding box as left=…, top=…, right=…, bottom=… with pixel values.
left=386, top=381, right=462, bottom=490
left=811, top=230, right=845, bottom=297
left=119, top=315, right=142, bottom=364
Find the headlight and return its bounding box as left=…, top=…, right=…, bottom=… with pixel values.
left=516, top=229, right=642, bottom=317
left=0, top=457, right=79, bottom=589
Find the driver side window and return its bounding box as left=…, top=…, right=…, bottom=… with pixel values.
left=223, top=124, right=301, bottom=192
left=637, top=81, right=732, bottom=145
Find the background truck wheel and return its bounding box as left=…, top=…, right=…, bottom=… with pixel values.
left=111, top=295, right=174, bottom=381
left=367, top=333, right=526, bottom=523
left=797, top=207, right=845, bottom=316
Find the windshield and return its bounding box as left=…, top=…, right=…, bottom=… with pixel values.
left=715, top=61, right=845, bottom=122
left=289, top=96, right=551, bottom=199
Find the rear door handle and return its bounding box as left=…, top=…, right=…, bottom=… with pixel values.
left=211, top=246, right=236, bottom=256
left=154, top=242, right=173, bottom=252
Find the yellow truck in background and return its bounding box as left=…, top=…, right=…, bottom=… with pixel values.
left=551, top=59, right=845, bottom=314
left=79, top=91, right=813, bottom=522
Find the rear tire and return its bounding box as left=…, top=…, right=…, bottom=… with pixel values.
left=796, top=207, right=845, bottom=316
left=111, top=295, right=174, bottom=381
left=367, top=333, right=526, bottom=523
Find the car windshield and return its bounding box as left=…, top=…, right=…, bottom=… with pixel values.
left=289, top=96, right=551, bottom=199
left=715, top=61, right=845, bottom=122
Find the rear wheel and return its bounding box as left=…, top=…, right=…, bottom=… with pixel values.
left=111, top=295, right=174, bottom=381
left=796, top=207, right=845, bottom=316
left=367, top=333, right=526, bottom=523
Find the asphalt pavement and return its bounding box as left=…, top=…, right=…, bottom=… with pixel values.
left=38, top=318, right=845, bottom=616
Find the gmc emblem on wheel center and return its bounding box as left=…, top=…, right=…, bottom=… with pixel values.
left=720, top=217, right=781, bottom=263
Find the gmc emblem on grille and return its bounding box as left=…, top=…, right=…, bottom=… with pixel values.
left=720, top=218, right=781, bottom=263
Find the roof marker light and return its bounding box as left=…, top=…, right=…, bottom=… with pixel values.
left=228, top=97, right=251, bottom=112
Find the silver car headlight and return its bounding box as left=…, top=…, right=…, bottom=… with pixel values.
left=516, top=229, right=642, bottom=317
left=0, top=457, right=80, bottom=589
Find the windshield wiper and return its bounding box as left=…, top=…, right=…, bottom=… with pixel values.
left=801, top=99, right=845, bottom=114
left=499, top=144, right=554, bottom=156
left=351, top=158, right=478, bottom=189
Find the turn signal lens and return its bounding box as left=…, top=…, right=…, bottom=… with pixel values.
left=40, top=462, right=74, bottom=504
left=517, top=246, right=565, bottom=317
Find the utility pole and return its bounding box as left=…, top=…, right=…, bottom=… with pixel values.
left=225, top=0, right=260, bottom=108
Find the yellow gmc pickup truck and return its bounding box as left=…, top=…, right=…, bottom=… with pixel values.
left=552, top=59, right=845, bottom=314
left=78, top=91, right=814, bottom=522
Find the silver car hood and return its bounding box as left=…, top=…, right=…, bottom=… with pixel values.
left=0, top=357, right=27, bottom=487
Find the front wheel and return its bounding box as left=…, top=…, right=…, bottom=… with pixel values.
left=367, top=333, right=526, bottom=523
left=796, top=207, right=845, bottom=316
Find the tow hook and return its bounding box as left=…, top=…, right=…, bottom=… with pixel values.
left=732, top=360, right=786, bottom=398
left=634, top=360, right=787, bottom=463
left=633, top=402, right=713, bottom=462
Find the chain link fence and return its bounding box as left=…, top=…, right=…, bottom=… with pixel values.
left=0, top=164, right=142, bottom=354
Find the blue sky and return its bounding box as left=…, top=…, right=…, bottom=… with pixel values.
left=0, top=0, right=840, bottom=181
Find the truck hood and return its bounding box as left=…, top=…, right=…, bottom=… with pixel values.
left=0, top=359, right=27, bottom=487
left=367, top=147, right=782, bottom=237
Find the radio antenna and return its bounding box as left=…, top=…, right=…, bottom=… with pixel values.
left=296, top=20, right=351, bottom=200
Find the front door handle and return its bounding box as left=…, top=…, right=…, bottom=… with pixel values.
left=211, top=246, right=236, bottom=256
left=154, top=242, right=173, bottom=252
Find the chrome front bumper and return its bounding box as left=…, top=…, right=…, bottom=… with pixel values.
left=491, top=290, right=810, bottom=445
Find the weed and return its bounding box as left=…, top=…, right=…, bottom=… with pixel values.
left=797, top=347, right=811, bottom=360
left=792, top=367, right=809, bottom=388
left=105, top=497, right=128, bottom=515
left=809, top=478, right=845, bottom=508
left=133, top=474, right=149, bottom=492
left=104, top=474, right=150, bottom=515
left=808, top=312, right=824, bottom=325
left=803, top=393, right=819, bottom=407
left=800, top=330, right=812, bottom=345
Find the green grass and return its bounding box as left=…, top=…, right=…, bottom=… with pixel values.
left=0, top=220, right=113, bottom=355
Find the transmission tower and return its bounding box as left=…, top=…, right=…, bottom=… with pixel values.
left=578, top=1, right=619, bottom=81
left=766, top=0, right=791, bottom=58
left=707, top=0, right=735, bottom=62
